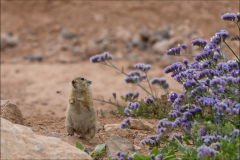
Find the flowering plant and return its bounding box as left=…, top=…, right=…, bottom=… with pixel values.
left=90, top=12, right=240, bottom=160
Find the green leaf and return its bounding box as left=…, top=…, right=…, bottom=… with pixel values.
left=116, top=104, right=125, bottom=113
left=166, top=150, right=175, bottom=156
left=94, top=143, right=106, bottom=154
left=133, top=154, right=141, bottom=160
left=174, top=137, right=186, bottom=154
left=163, top=155, right=176, bottom=160
left=139, top=154, right=151, bottom=160
left=150, top=147, right=159, bottom=156
left=160, top=145, right=168, bottom=154
left=76, top=141, right=85, bottom=151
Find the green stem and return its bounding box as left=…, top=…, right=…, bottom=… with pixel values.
left=223, top=41, right=240, bottom=61
left=146, top=73, right=154, bottom=96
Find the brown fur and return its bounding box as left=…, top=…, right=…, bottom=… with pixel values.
left=65, top=77, right=97, bottom=139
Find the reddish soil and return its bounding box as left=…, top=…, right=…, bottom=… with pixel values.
left=1, top=1, right=239, bottom=158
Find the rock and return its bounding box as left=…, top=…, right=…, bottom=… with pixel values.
left=1, top=33, right=18, bottom=50
left=130, top=119, right=155, bottom=130
left=61, top=29, right=77, bottom=39
left=152, top=37, right=180, bottom=54
left=1, top=118, right=92, bottom=159
left=106, top=134, right=134, bottom=157
left=0, top=100, right=23, bottom=125
left=104, top=124, right=119, bottom=132
left=153, top=30, right=170, bottom=42
left=133, top=145, right=141, bottom=151
left=24, top=53, right=43, bottom=62
left=140, top=27, right=150, bottom=42
left=46, top=132, right=64, bottom=137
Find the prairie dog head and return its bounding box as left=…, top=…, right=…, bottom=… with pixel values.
left=71, top=77, right=92, bottom=90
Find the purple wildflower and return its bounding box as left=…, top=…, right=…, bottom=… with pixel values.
left=221, top=13, right=236, bottom=21
left=120, top=118, right=131, bottom=129
left=134, top=63, right=151, bottom=72
left=183, top=59, right=189, bottom=65
left=89, top=52, right=113, bottom=63
left=172, top=117, right=182, bottom=128
left=236, top=12, right=240, bottom=21
left=128, top=156, right=133, bottom=160
left=164, top=62, right=186, bottom=74
left=197, top=145, right=216, bottom=158
left=150, top=154, right=155, bottom=160
left=199, top=60, right=211, bottom=70
left=232, top=129, right=239, bottom=138
left=210, top=77, right=227, bottom=87
left=124, top=108, right=132, bottom=116
left=150, top=78, right=169, bottom=89
left=168, top=92, right=178, bottom=103
left=183, top=80, right=197, bottom=90
left=233, top=103, right=240, bottom=114
left=128, top=101, right=140, bottom=110
left=133, top=92, right=139, bottom=99
left=199, top=69, right=217, bottom=79
left=168, top=110, right=181, bottom=118
left=210, top=35, right=222, bottom=45
left=181, top=44, right=188, bottom=50
left=125, top=70, right=146, bottom=84
left=182, top=121, right=193, bottom=133
left=199, top=126, right=207, bottom=136
left=210, top=142, right=220, bottom=150
left=202, top=135, right=217, bottom=144
left=191, top=38, right=208, bottom=48
left=155, top=154, right=163, bottom=160
left=112, top=92, right=116, bottom=100
left=140, top=134, right=161, bottom=146
left=194, top=49, right=214, bottom=62
left=197, top=96, right=219, bottom=108
left=216, top=30, right=228, bottom=41
left=125, top=91, right=133, bottom=99
left=170, top=133, right=182, bottom=140
left=144, top=95, right=154, bottom=103
left=231, top=35, right=240, bottom=41
left=166, top=46, right=181, bottom=56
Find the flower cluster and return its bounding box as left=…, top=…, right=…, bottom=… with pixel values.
left=124, top=70, right=147, bottom=84
left=134, top=63, right=151, bottom=72
left=89, top=51, right=113, bottom=63
left=191, top=38, right=208, bottom=48
left=144, top=95, right=154, bottom=103
left=150, top=78, right=169, bottom=89
left=120, top=118, right=131, bottom=129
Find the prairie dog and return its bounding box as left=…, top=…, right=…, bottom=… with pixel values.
left=65, top=77, right=97, bottom=139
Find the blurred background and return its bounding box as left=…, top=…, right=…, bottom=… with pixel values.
left=1, top=1, right=239, bottom=118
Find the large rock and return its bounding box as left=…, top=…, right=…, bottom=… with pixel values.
left=106, top=134, right=134, bottom=157
left=0, top=100, right=23, bottom=125
left=0, top=118, right=92, bottom=159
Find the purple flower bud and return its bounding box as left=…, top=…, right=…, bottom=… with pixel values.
left=144, top=95, right=154, bottom=103
left=124, top=108, right=132, bottom=116
left=155, top=154, right=163, bottom=160
left=133, top=92, right=139, bottom=99
left=183, top=59, right=189, bottom=65
left=191, top=38, right=208, bottom=48
left=221, top=13, right=236, bottom=21
left=166, top=46, right=181, bottom=56
left=150, top=78, right=169, bottom=89
left=134, top=63, right=151, bottom=72
left=199, top=126, right=207, bottom=136
left=236, top=12, right=240, bottom=21
left=231, top=35, right=240, bottom=41
left=181, top=44, right=188, bottom=50
left=89, top=52, right=113, bottom=63
left=112, top=92, right=116, bottom=100
left=168, top=92, right=178, bottom=103
left=120, top=118, right=131, bottom=128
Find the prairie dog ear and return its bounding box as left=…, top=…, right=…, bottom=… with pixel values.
left=88, top=81, right=92, bottom=85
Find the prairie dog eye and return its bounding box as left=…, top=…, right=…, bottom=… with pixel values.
left=81, top=78, right=85, bottom=81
